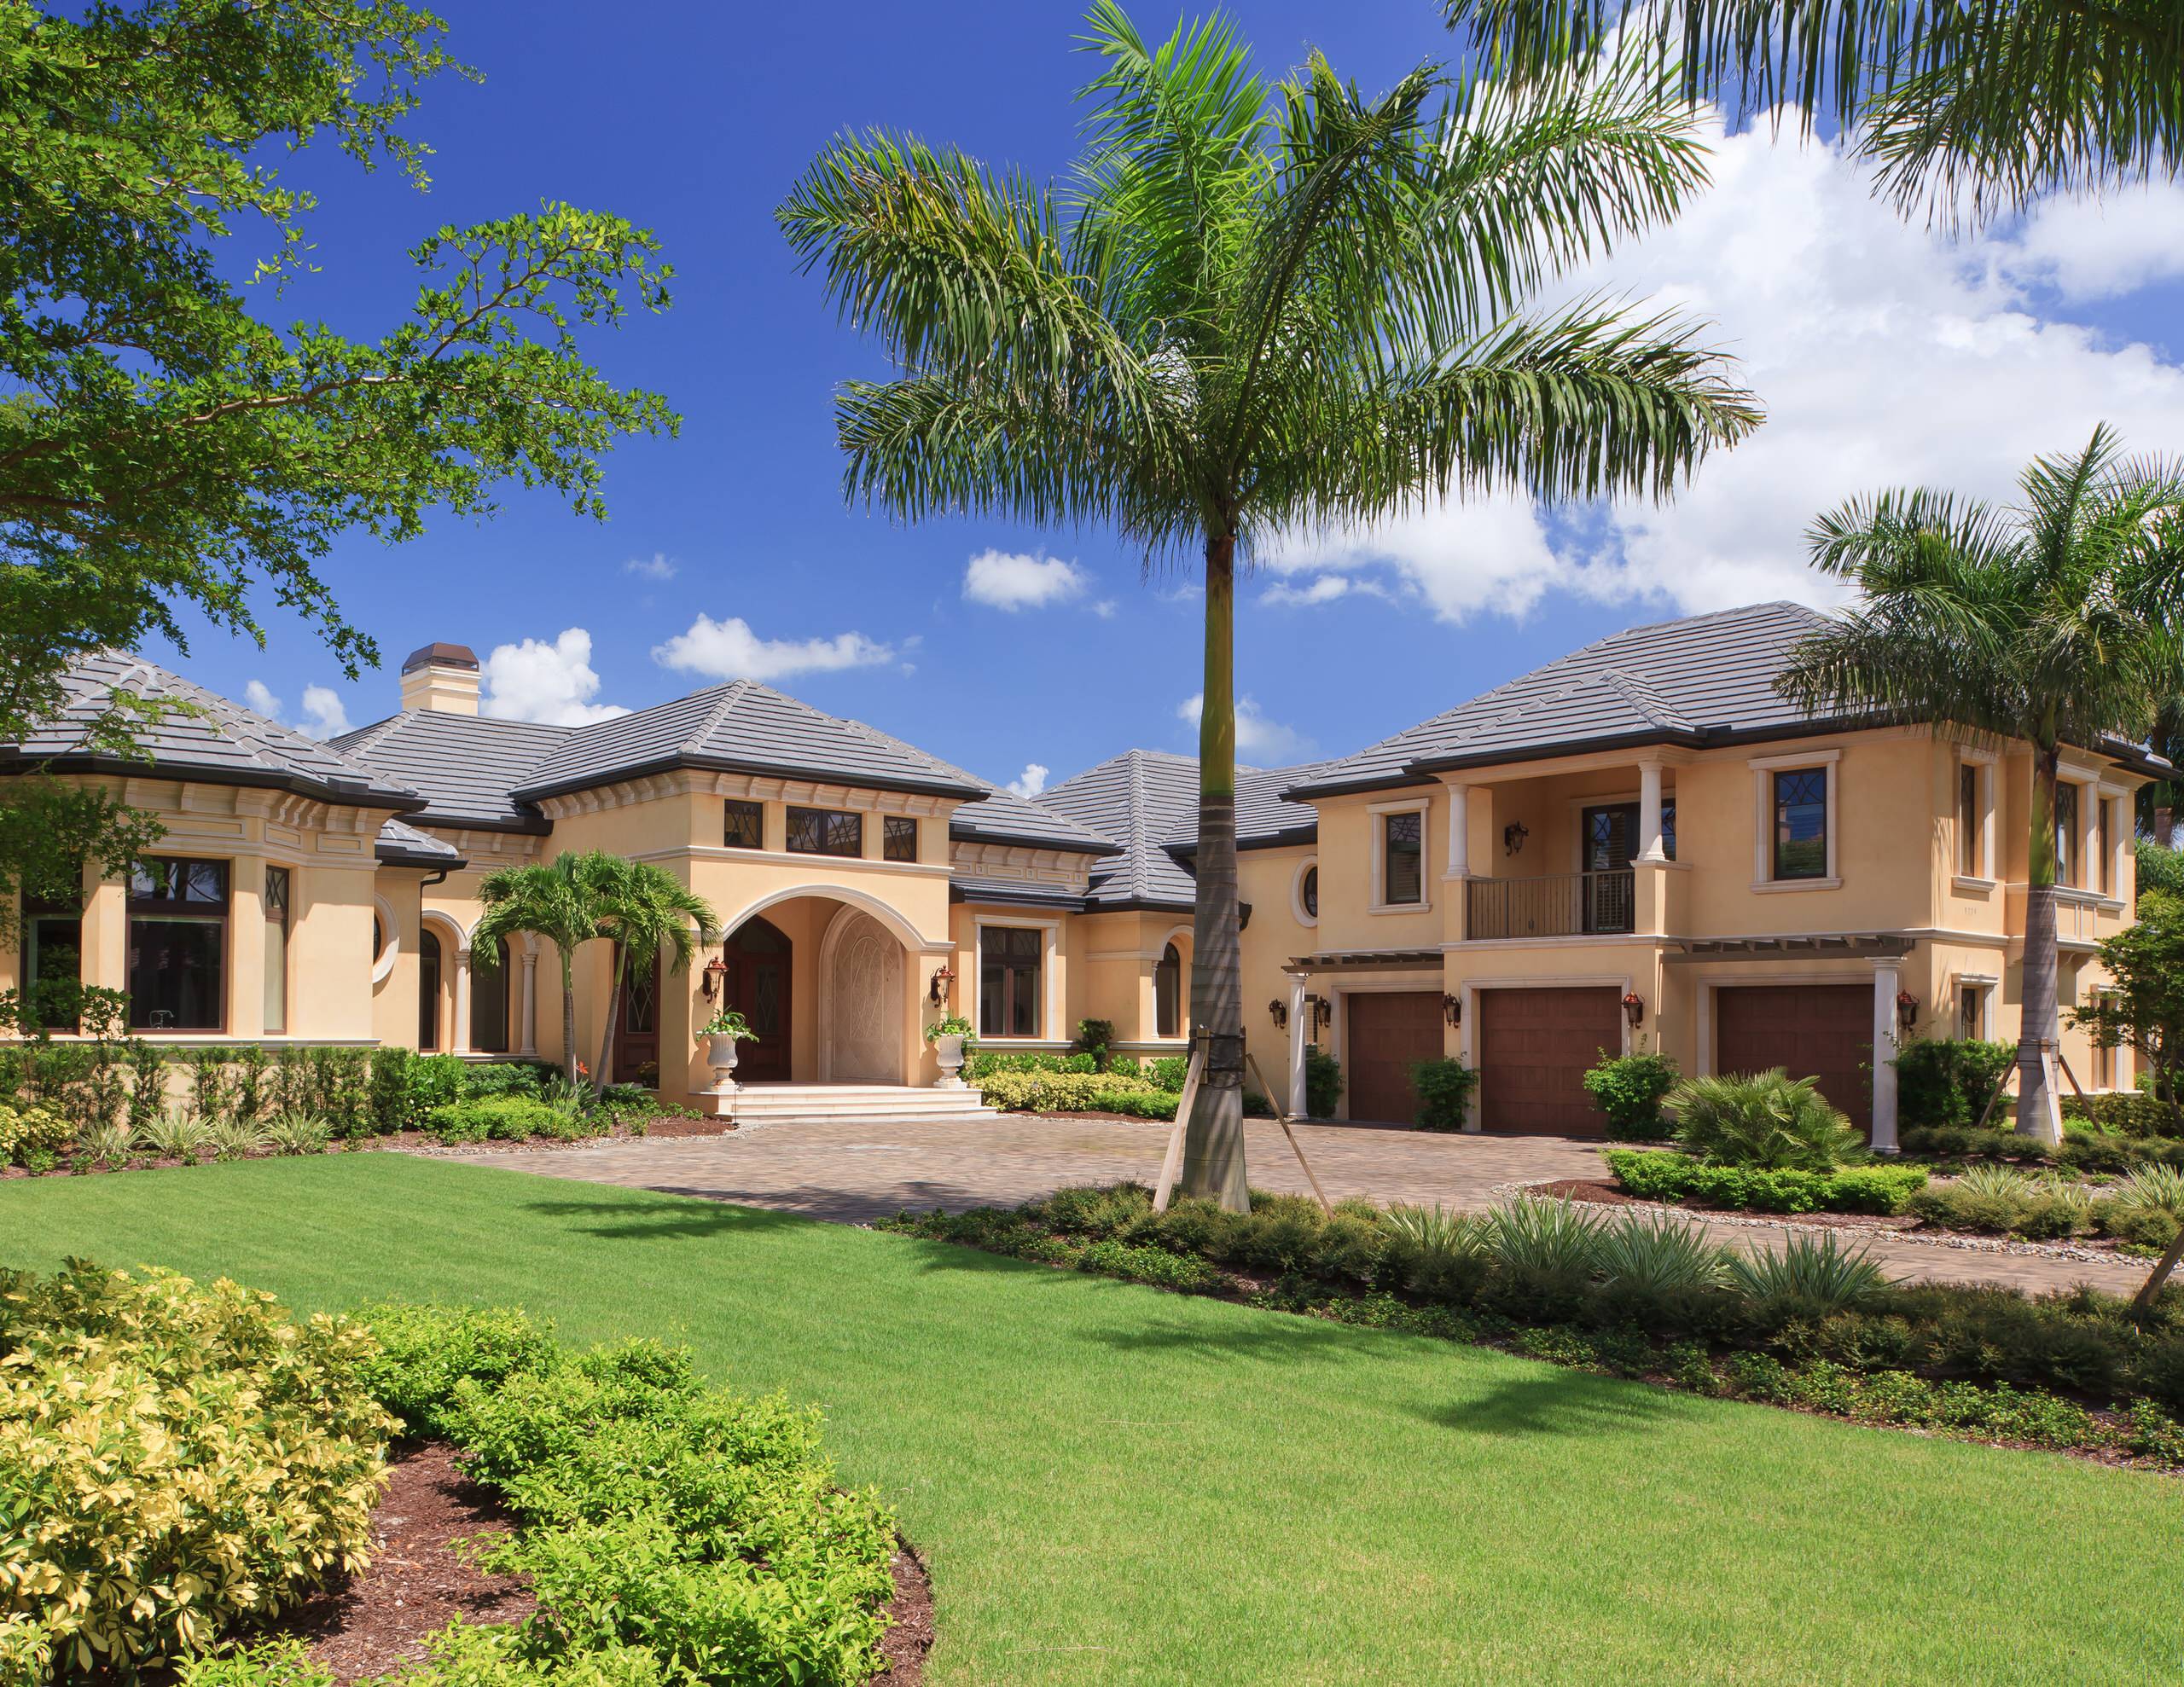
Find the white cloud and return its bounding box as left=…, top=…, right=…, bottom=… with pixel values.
left=962, top=549, right=1089, bottom=612
left=1999, top=182, right=2184, bottom=302
left=480, top=629, right=629, bottom=726
left=1005, top=762, right=1050, bottom=798
left=1092, top=599, right=1118, bottom=619
left=1177, top=693, right=1312, bottom=762
left=297, top=686, right=351, bottom=739
left=653, top=614, right=892, bottom=683
left=623, top=553, right=678, bottom=582
left=1265, top=492, right=1577, bottom=622
left=244, top=680, right=282, bottom=719
left=1260, top=574, right=1394, bottom=609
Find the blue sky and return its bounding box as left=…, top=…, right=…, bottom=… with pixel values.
left=172, top=1, right=2184, bottom=797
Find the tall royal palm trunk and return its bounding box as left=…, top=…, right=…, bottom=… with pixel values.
left=558, top=948, right=581, bottom=1089
left=595, top=945, right=627, bottom=1096
left=1181, top=527, right=1250, bottom=1211
left=2018, top=745, right=2064, bottom=1144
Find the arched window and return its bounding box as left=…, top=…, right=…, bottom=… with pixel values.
left=471, top=936, right=510, bottom=1053
left=1154, top=942, right=1182, bottom=1039
left=418, top=930, right=442, bottom=1051
left=1293, top=858, right=1319, bottom=925
left=1302, top=867, right=1318, bottom=919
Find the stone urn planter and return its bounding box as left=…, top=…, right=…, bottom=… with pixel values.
left=932, top=1032, right=967, bottom=1090
left=706, top=1034, right=742, bottom=1086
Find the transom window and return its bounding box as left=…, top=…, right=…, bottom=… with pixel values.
left=787, top=806, right=863, bottom=858
left=723, top=799, right=764, bottom=849
left=2054, top=782, right=2079, bottom=886
left=128, top=856, right=229, bottom=1031
left=1381, top=811, right=1423, bottom=906
left=979, top=926, right=1043, bottom=1038
left=1772, top=770, right=1828, bottom=880
left=883, top=815, right=919, bottom=862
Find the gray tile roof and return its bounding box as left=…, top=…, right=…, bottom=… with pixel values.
left=948, top=874, right=1092, bottom=910
left=1040, top=751, right=1203, bottom=909
left=1288, top=600, right=1838, bottom=797
left=3, top=652, right=422, bottom=809
left=334, top=710, right=568, bottom=831
left=375, top=817, right=465, bottom=867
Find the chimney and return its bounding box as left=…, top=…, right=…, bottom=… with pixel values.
left=398, top=642, right=481, bottom=715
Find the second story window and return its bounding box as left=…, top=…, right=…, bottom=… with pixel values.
left=2096, top=791, right=2113, bottom=895
left=128, top=856, right=229, bottom=1031
left=2054, top=782, right=2079, bottom=886
left=1302, top=865, right=1318, bottom=919
left=787, top=806, right=863, bottom=858
left=1958, top=762, right=1981, bottom=876
left=883, top=816, right=919, bottom=862
left=1772, top=770, right=1828, bottom=880
left=724, top=799, right=764, bottom=849
left=1382, top=811, right=1423, bottom=906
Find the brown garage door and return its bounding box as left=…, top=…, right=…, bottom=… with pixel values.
left=1476, top=987, right=1623, bottom=1135
left=1345, top=992, right=1444, bottom=1125
left=1716, top=984, right=1873, bottom=1136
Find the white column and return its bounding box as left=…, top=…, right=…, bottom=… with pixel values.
left=519, top=950, right=539, bottom=1058
left=1445, top=784, right=1470, bottom=878
left=1871, top=959, right=1901, bottom=1155
left=1284, top=971, right=1309, bottom=1119
left=453, top=948, right=473, bottom=1055
left=1637, top=761, right=1668, bottom=861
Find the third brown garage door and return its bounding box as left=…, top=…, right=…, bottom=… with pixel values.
left=1476, top=987, right=1622, bottom=1135
left=1715, top=984, right=1873, bottom=1137
left=1345, top=991, right=1444, bottom=1124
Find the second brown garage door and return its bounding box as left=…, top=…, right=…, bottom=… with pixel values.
left=1715, top=983, right=1873, bottom=1136
left=1345, top=992, right=1444, bottom=1125
left=1476, top=987, right=1623, bottom=1135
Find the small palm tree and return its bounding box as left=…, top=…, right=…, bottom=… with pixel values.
left=590, top=859, right=722, bottom=1093
left=473, top=853, right=614, bottom=1090
left=1778, top=426, right=2184, bottom=1143
left=780, top=3, right=1757, bottom=1209
left=1444, top=0, right=2184, bottom=228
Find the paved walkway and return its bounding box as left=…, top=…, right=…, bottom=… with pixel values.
left=457, top=1117, right=2157, bottom=1296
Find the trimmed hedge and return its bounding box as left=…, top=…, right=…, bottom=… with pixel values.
left=424, top=1095, right=576, bottom=1145
left=1605, top=1149, right=1928, bottom=1215
left=2064, top=1093, right=2184, bottom=1139
left=1900, top=1122, right=2184, bottom=1173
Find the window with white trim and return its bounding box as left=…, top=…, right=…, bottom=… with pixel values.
left=979, top=926, right=1043, bottom=1038
left=1381, top=811, right=1423, bottom=906
left=2054, top=782, right=2079, bottom=887
left=1772, top=769, right=1828, bottom=880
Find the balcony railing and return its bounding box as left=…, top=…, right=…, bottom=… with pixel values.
left=1466, top=869, right=1635, bottom=941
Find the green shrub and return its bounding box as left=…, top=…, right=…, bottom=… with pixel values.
left=264, top=1114, right=332, bottom=1157
left=1582, top=1048, right=1680, bottom=1140
left=1304, top=1046, right=1342, bottom=1119
left=2095, top=1199, right=2182, bottom=1250
left=1723, top=1232, right=1892, bottom=1315
left=964, top=1051, right=1099, bottom=1081
left=0, top=1100, right=71, bottom=1166
left=1893, top=1038, right=2016, bottom=1131
left=1668, top=1070, right=1866, bottom=1170
left=1909, top=1168, right=2100, bottom=1239
left=1409, top=1058, right=1478, bottom=1132
left=136, top=1110, right=212, bottom=1163
left=126, top=1041, right=166, bottom=1134
left=368, top=1045, right=416, bottom=1133
left=2111, top=1162, right=2184, bottom=1216
left=2063, top=1091, right=2184, bottom=1139
left=1381, top=1204, right=1490, bottom=1300
left=188, top=1047, right=235, bottom=1126
left=462, top=1059, right=555, bottom=1099
left=0, top=1264, right=392, bottom=1675
left=1604, top=1149, right=1926, bottom=1215
left=1144, top=1056, right=1190, bottom=1093
left=352, top=1301, right=563, bottom=1436
left=1899, top=1286, right=2129, bottom=1395
left=2135, top=1335, right=2184, bottom=1412
left=1074, top=1018, right=1115, bottom=1068
left=975, top=1069, right=1161, bottom=1112
left=208, top=1116, right=273, bottom=1162
left=406, top=1052, right=470, bottom=1117
left=425, top=1096, right=569, bottom=1145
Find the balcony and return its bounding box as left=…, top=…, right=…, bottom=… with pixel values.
left=1466, top=869, right=1635, bottom=941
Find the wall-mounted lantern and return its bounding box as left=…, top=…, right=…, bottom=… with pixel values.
left=700, top=956, right=727, bottom=1002
left=928, top=964, right=956, bottom=1008
left=1503, top=821, right=1530, bottom=857
left=1621, top=991, right=1645, bottom=1029
left=1269, top=998, right=1288, bottom=1030
left=1442, top=993, right=1462, bottom=1028
left=1896, top=989, right=1919, bottom=1032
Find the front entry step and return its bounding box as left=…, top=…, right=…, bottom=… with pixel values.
left=694, top=1085, right=1002, bottom=1130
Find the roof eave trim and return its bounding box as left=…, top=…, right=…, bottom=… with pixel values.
left=512, top=752, right=987, bottom=806
left=946, top=823, right=1115, bottom=855
left=375, top=845, right=470, bottom=870
left=0, top=752, right=425, bottom=814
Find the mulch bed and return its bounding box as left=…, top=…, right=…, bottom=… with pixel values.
left=282, top=1441, right=931, bottom=1685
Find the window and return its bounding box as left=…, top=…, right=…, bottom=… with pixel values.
left=127, top=857, right=228, bottom=1031
left=1302, top=865, right=1318, bottom=920
left=1381, top=811, right=1423, bottom=905
left=2096, top=793, right=2113, bottom=895
left=1958, top=762, right=1981, bottom=876
left=418, top=929, right=442, bottom=1051
left=22, top=895, right=81, bottom=1032
left=883, top=815, right=919, bottom=862
left=1154, top=942, right=1182, bottom=1039
left=263, top=867, right=290, bottom=1035
left=979, top=926, right=1043, bottom=1038
left=471, top=936, right=510, bottom=1053
left=723, top=799, right=764, bottom=850
left=1661, top=798, right=1678, bottom=862
left=2054, top=782, right=2079, bottom=886
left=1772, top=769, right=1828, bottom=879
left=787, top=806, right=863, bottom=857
left=1958, top=984, right=1986, bottom=1041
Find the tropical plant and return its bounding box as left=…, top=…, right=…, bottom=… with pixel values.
left=79, top=1119, right=134, bottom=1168
left=1955, top=1162, right=2039, bottom=1202
left=586, top=859, right=721, bottom=1095
left=1777, top=427, right=2184, bottom=1142
left=1485, top=1196, right=1607, bottom=1276
left=700, top=1009, right=760, bottom=1042
left=472, top=852, right=616, bottom=1089
left=2071, top=886, right=2184, bottom=1108
left=2111, top=1162, right=2184, bottom=1217
left=1667, top=1069, right=1867, bottom=1170
left=264, top=1114, right=334, bottom=1157
left=1442, top=0, right=2184, bottom=229
left=206, top=1116, right=273, bottom=1162
left=1592, top=1210, right=1730, bottom=1295
left=1723, top=1232, right=1895, bottom=1311
left=1383, top=1203, right=1490, bottom=1261
left=137, top=1111, right=212, bottom=1163
left=779, top=4, right=1757, bottom=1209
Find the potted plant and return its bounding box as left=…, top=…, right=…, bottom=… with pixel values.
left=698, top=1009, right=758, bottom=1086
left=925, top=1014, right=975, bottom=1089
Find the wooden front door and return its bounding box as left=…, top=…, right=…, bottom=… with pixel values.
left=1476, top=986, right=1623, bottom=1135
left=1345, top=991, right=1444, bottom=1125
left=614, top=948, right=660, bottom=1086
left=722, top=915, right=793, bottom=1082
left=1716, top=983, right=1873, bottom=1136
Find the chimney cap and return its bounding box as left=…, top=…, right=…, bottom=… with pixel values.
left=399, top=641, right=479, bottom=674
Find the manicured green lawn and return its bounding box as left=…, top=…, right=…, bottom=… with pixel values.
left=9, top=1155, right=2181, bottom=1684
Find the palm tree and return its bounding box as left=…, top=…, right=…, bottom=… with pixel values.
left=590, top=859, right=722, bottom=1093
left=1778, top=426, right=2184, bottom=1143
left=473, top=852, right=613, bottom=1089
left=1443, top=0, right=2184, bottom=228
left=779, top=3, right=1757, bottom=1209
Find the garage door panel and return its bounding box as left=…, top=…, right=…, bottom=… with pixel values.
left=1716, top=984, right=1873, bottom=1136
left=1345, top=992, right=1443, bottom=1125
left=1476, top=987, right=1621, bottom=1136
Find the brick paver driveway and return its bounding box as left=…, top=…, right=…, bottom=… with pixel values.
left=461, top=1116, right=2153, bottom=1296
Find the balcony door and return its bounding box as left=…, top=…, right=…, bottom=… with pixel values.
left=1579, top=803, right=1639, bottom=934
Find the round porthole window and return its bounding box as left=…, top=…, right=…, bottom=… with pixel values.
left=1293, top=859, right=1319, bottom=925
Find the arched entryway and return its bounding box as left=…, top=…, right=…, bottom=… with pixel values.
left=820, top=907, right=905, bottom=1082
left=719, top=914, right=793, bottom=1082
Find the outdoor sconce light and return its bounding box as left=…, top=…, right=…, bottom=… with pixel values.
left=700, top=956, right=727, bottom=1002
left=1239, top=901, right=1253, bottom=930
left=928, top=964, right=956, bottom=1007
left=1896, top=989, right=1919, bottom=1032
left=1269, top=998, right=1288, bottom=1029
left=1306, top=994, right=1333, bottom=1035
left=1443, top=993, right=1461, bottom=1029
left=1621, top=991, right=1645, bottom=1029
left=1503, top=820, right=1530, bottom=857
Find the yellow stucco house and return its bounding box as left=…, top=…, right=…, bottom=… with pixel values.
left=3, top=601, right=2163, bottom=1145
